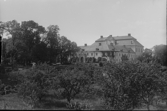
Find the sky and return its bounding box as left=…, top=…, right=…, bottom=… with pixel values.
left=0, top=0, right=166, bottom=49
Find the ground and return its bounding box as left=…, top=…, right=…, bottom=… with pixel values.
left=1, top=93, right=167, bottom=110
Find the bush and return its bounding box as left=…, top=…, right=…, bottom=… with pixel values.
left=102, top=61, right=164, bottom=110
left=0, top=64, right=7, bottom=81
left=17, top=81, right=41, bottom=107
left=57, top=68, right=90, bottom=103
left=17, top=68, right=52, bottom=107
left=66, top=101, right=93, bottom=110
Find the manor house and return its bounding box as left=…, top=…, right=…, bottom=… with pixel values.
left=77, top=33, right=144, bottom=63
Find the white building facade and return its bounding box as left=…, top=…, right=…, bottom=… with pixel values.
left=77, top=33, right=144, bottom=63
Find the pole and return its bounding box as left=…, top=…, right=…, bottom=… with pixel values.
left=0, top=35, right=2, bottom=64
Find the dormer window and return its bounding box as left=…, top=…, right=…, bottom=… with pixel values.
left=131, top=41, right=133, bottom=44
left=96, top=48, right=99, bottom=51
left=99, top=43, right=101, bottom=46
left=115, top=41, right=117, bottom=45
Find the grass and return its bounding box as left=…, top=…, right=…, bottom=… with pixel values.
left=1, top=91, right=167, bottom=110
left=0, top=93, right=32, bottom=110
left=0, top=91, right=105, bottom=110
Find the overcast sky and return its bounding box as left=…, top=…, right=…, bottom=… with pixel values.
left=0, top=0, right=166, bottom=48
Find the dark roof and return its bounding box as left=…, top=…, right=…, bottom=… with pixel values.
left=95, top=35, right=143, bottom=47
left=95, top=37, right=108, bottom=42
left=113, top=36, right=136, bottom=40
left=95, top=35, right=136, bottom=42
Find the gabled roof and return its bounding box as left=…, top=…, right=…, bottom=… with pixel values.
left=133, top=40, right=144, bottom=47
left=95, top=37, right=108, bottom=42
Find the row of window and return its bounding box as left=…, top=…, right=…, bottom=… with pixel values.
left=85, top=52, right=134, bottom=58
left=98, top=40, right=134, bottom=47
left=136, top=48, right=142, bottom=52
left=86, top=53, right=98, bottom=56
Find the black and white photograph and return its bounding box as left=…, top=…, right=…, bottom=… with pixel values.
left=0, top=0, right=166, bottom=110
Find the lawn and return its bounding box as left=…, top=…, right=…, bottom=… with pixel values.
left=0, top=92, right=104, bottom=110
left=1, top=92, right=167, bottom=110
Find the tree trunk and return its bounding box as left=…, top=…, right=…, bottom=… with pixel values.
left=67, top=97, right=71, bottom=103
left=147, top=101, right=150, bottom=111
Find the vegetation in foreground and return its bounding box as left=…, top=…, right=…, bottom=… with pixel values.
left=0, top=59, right=167, bottom=110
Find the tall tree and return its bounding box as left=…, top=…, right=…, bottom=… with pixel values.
left=44, top=25, right=60, bottom=63
left=59, top=36, right=79, bottom=64
left=2, top=20, right=21, bottom=65
left=20, top=20, right=46, bottom=65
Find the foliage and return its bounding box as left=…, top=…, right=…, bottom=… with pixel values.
left=153, top=45, right=167, bottom=66
left=54, top=63, right=100, bottom=103
left=57, top=68, right=90, bottom=103
left=66, top=101, right=93, bottom=110
left=121, top=54, right=129, bottom=61
left=97, top=57, right=102, bottom=62
left=17, top=68, right=52, bottom=107
left=136, top=48, right=154, bottom=63
left=1, top=20, right=79, bottom=66
left=102, top=61, right=164, bottom=110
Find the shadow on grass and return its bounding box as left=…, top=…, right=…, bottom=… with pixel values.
left=39, top=96, right=69, bottom=110
left=156, top=104, right=167, bottom=110
left=41, top=100, right=67, bottom=109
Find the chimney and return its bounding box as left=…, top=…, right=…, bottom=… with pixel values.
left=100, top=35, right=103, bottom=38
left=84, top=43, right=87, bottom=46
left=128, top=33, right=131, bottom=36
left=109, top=35, right=112, bottom=37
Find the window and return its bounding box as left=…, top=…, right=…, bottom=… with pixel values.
left=99, top=43, right=101, bottom=46
left=131, top=41, right=133, bottom=44
left=91, top=53, right=93, bottom=56
left=115, top=41, right=117, bottom=45
left=96, top=53, right=98, bottom=56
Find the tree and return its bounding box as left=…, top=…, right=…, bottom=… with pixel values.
left=59, top=36, right=79, bottom=64
left=136, top=48, right=153, bottom=63
left=20, top=20, right=46, bottom=65
left=32, top=41, right=48, bottom=63
left=2, top=20, right=21, bottom=66
left=97, top=57, right=102, bottom=63
left=57, top=68, right=90, bottom=103
left=17, top=68, right=52, bottom=107
left=121, top=54, right=129, bottom=61
left=44, top=25, right=60, bottom=63
left=102, top=61, right=163, bottom=110
left=153, top=45, right=167, bottom=66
